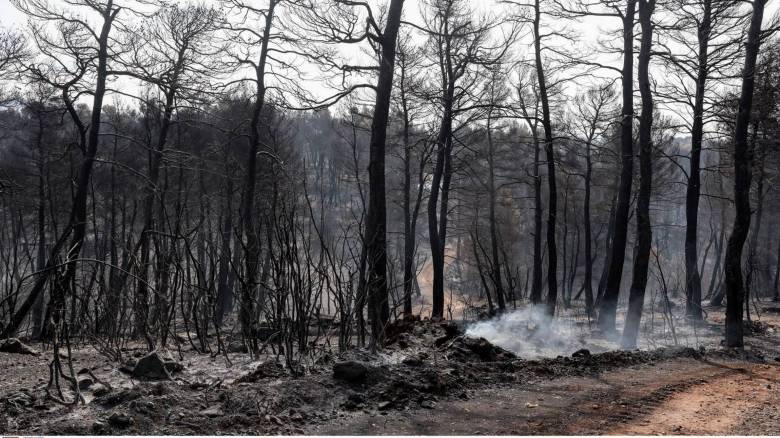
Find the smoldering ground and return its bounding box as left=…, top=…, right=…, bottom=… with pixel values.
left=465, top=305, right=598, bottom=358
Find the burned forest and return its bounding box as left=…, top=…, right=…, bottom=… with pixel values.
left=1, top=0, right=780, bottom=435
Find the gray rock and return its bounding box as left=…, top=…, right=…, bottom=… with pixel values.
left=132, top=351, right=182, bottom=379
left=420, top=400, right=436, bottom=409
left=333, top=361, right=368, bottom=382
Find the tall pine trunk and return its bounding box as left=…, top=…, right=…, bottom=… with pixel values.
left=533, top=0, right=558, bottom=316
left=530, top=126, right=544, bottom=305
left=597, top=0, right=636, bottom=333
left=487, top=111, right=506, bottom=312
left=621, top=0, right=655, bottom=349
left=684, top=0, right=712, bottom=321
left=583, top=136, right=594, bottom=317
left=724, top=0, right=766, bottom=348
left=240, top=0, right=276, bottom=354
left=364, top=0, right=405, bottom=344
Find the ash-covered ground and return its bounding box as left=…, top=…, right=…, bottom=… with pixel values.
left=1, top=302, right=779, bottom=435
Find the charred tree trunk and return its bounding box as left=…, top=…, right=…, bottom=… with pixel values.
left=533, top=0, right=558, bottom=317
left=597, top=181, right=619, bottom=305
left=429, top=91, right=454, bottom=319
left=32, top=114, right=47, bottom=339
left=402, top=100, right=414, bottom=317
left=364, top=0, right=405, bottom=345
left=530, top=126, right=544, bottom=305
left=216, top=178, right=234, bottom=327
left=597, top=0, right=636, bottom=333
left=709, top=191, right=727, bottom=306
left=684, top=0, right=712, bottom=321
left=399, top=51, right=424, bottom=318
left=487, top=111, right=506, bottom=312
left=583, top=129, right=594, bottom=317
left=136, top=97, right=175, bottom=349
left=745, top=136, right=765, bottom=306
left=724, top=0, right=766, bottom=348
left=621, top=0, right=655, bottom=349
left=240, top=0, right=277, bottom=354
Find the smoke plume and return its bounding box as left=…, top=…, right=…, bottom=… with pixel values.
left=465, top=306, right=600, bottom=359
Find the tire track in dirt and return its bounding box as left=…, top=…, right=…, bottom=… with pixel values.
left=561, top=361, right=744, bottom=434
left=607, top=362, right=780, bottom=435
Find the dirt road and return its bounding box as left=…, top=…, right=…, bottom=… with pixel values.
left=310, top=357, right=780, bottom=435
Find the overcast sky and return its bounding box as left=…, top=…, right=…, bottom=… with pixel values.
left=1, top=0, right=778, bottom=133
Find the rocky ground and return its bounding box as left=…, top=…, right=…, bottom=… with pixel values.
left=2, top=303, right=780, bottom=435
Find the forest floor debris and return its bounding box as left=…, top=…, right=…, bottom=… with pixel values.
left=2, top=303, right=780, bottom=435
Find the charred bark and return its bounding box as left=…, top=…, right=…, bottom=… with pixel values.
left=364, top=0, right=405, bottom=345
left=684, top=0, right=713, bottom=321
left=240, top=0, right=277, bottom=354
left=724, top=0, right=766, bottom=348
left=533, top=0, right=558, bottom=317
left=597, top=0, right=636, bottom=333
left=622, top=0, right=655, bottom=349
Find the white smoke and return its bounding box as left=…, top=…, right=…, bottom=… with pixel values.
left=465, top=305, right=605, bottom=359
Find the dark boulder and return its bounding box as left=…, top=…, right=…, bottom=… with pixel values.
left=131, top=351, right=182, bottom=380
